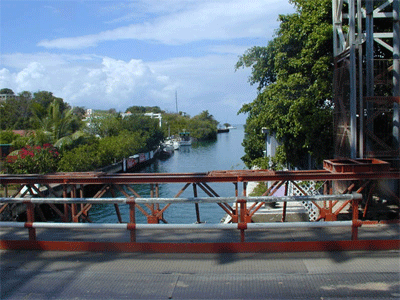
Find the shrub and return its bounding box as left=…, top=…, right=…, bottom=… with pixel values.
left=57, top=143, right=101, bottom=172
left=6, top=144, right=60, bottom=174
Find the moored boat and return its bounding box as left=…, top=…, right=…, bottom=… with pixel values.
left=177, top=131, right=192, bottom=146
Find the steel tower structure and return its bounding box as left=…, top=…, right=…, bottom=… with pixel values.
left=332, top=0, right=399, bottom=168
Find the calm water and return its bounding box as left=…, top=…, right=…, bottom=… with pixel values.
left=90, top=125, right=247, bottom=224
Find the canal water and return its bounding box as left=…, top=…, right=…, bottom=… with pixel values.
left=90, top=125, right=247, bottom=224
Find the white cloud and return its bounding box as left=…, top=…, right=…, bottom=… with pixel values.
left=0, top=52, right=255, bottom=123
left=207, top=45, right=257, bottom=55
left=37, top=0, right=292, bottom=49
left=148, top=54, right=257, bottom=117
left=0, top=53, right=175, bottom=110
left=15, top=62, right=46, bottom=91
left=1, top=53, right=96, bottom=69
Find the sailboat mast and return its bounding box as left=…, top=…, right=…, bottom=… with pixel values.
left=175, top=90, right=178, bottom=114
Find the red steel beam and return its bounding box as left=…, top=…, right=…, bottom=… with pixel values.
left=1, top=239, right=398, bottom=253
left=0, top=169, right=399, bottom=185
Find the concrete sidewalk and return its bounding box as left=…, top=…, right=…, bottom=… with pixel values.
left=1, top=249, right=399, bottom=299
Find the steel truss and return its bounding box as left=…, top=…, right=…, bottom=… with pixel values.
left=1, top=170, right=399, bottom=252
left=1, top=170, right=398, bottom=224
left=332, top=0, right=400, bottom=162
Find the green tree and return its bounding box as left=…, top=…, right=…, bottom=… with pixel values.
left=72, top=106, right=86, bottom=119
left=57, top=143, right=101, bottom=172
left=162, top=113, right=189, bottom=137
left=0, top=88, right=15, bottom=94
left=236, top=0, right=333, bottom=169
left=30, top=100, right=84, bottom=149
left=187, top=110, right=219, bottom=140
left=32, top=91, right=68, bottom=113
left=0, top=91, right=33, bottom=130
left=122, top=115, right=164, bottom=151
left=0, top=131, right=20, bottom=144
left=58, top=131, right=146, bottom=172
left=86, top=113, right=123, bottom=138
left=125, top=106, right=163, bottom=114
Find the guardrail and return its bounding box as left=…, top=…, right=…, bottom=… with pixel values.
left=1, top=169, right=399, bottom=224
left=0, top=193, right=364, bottom=243
left=1, top=169, right=398, bottom=252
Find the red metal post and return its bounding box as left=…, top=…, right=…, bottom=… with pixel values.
left=193, top=183, right=202, bottom=223
left=281, top=181, right=288, bottom=222
left=71, top=185, right=78, bottom=222
left=232, top=182, right=238, bottom=223
left=147, top=184, right=161, bottom=223
left=127, top=197, right=136, bottom=243
left=351, top=198, right=361, bottom=240
left=63, top=185, right=69, bottom=222
left=155, top=183, right=160, bottom=212
left=237, top=199, right=248, bottom=242
left=25, top=201, right=36, bottom=241
left=150, top=184, right=155, bottom=213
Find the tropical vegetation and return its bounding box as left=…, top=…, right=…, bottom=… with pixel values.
left=236, top=0, right=334, bottom=170
left=1, top=89, right=220, bottom=174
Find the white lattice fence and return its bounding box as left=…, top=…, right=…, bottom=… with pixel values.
left=288, top=181, right=324, bottom=221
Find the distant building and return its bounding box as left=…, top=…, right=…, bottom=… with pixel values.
left=262, top=128, right=279, bottom=159
left=120, top=111, right=132, bottom=119
left=85, top=109, right=93, bottom=118
left=121, top=111, right=162, bottom=127
left=144, top=113, right=162, bottom=127
left=0, top=94, right=18, bottom=102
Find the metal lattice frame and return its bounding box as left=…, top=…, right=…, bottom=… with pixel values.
left=1, top=170, right=399, bottom=224
left=332, top=0, right=400, bottom=162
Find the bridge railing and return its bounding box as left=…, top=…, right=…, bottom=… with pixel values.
left=1, top=169, right=399, bottom=225
left=0, top=193, right=364, bottom=243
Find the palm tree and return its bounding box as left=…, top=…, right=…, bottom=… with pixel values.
left=31, top=100, right=88, bottom=149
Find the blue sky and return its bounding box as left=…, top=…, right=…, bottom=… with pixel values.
left=1, top=0, right=294, bottom=124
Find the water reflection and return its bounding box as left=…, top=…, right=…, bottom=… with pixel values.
left=91, top=125, right=246, bottom=224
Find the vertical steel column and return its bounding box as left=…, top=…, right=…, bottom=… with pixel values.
left=357, top=0, right=364, bottom=157
left=150, top=183, right=154, bottom=213
left=393, top=0, right=400, bottom=151
left=349, top=0, right=358, bottom=158
left=332, top=0, right=344, bottom=56
left=238, top=199, right=247, bottom=243
left=110, top=186, right=123, bottom=223
left=127, top=197, right=136, bottom=243
left=25, top=201, right=36, bottom=241
left=366, top=0, right=374, bottom=153
left=63, top=185, right=69, bottom=222
left=71, top=185, right=78, bottom=223
left=147, top=183, right=159, bottom=224
left=232, top=182, right=239, bottom=223
left=393, top=0, right=400, bottom=197
left=351, top=198, right=360, bottom=240
left=155, top=183, right=160, bottom=212
left=332, top=0, right=338, bottom=55
left=281, top=181, right=288, bottom=222
left=193, top=183, right=202, bottom=223
left=79, top=185, right=87, bottom=220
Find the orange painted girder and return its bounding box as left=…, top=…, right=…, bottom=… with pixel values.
left=1, top=239, right=398, bottom=253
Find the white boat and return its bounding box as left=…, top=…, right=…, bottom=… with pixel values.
left=178, top=140, right=192, bottom=146
left=163, top=139, right=177, bottom=152
left=177, top=131, right=192, bottom=146
left=163, top=144, right=174, bottom=153
left=173, top=140, right=180, bottom=150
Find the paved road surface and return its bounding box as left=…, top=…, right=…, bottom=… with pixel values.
left=1, top=249, right=399, bottom=299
